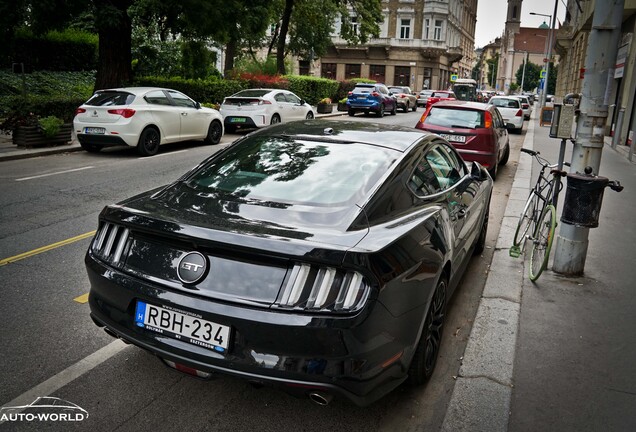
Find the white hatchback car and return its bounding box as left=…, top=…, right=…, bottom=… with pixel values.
left=220, top=89, right=314, bottom=132
left=488, top=96, right=525, bottom=133
left=74, top=87, right=224, bottom=156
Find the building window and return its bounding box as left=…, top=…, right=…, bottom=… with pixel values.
left=370, top=65, right=386, bottom=83
left=321, top=63, right=337, bottom=79
left=351, top=16, right=358, bottom=35
left=434, top=20, right=443, bottom=40
left=394, top=66, right=410, bottom=86
left=424, top=18, right=430, bottom=39
left=345, top=64, right=361, bottom=78
left=400, top=18, right=411, bottom=39
left=299, top=60, right=310, bottom=76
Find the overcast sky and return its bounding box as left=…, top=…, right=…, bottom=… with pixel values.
left=475, top=0, right=567, bottom=48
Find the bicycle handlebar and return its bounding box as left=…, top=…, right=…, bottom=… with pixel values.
left=608, top=180, right=624, bottom=192
left=520, top=148, right=570, bottom=169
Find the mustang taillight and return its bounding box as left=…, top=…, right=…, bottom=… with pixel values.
left=276, top=263, right=369, bottom=313
left=91, top=222, right=130, bottom=264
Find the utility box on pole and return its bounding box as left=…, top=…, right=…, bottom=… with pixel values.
left=552, top=0, right=625, bottom=275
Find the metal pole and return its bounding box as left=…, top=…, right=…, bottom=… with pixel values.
left=520, top=52, right=527, bottom=92
left=540, top=4, right=559, bottom=109
left=553, top=0, right=625, bottom=276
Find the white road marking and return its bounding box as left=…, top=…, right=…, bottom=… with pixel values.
left=0, top=340, right=127, bottom=423
left=15, top=166, right=95, bottom=182
left=138, top=150, right=188, bottom=160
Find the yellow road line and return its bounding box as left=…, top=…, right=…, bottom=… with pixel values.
left=0, top=231, right=96, bottom=267
left=74, top=293, right=90, bottom=304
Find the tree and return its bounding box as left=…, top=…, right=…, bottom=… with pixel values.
left=486, top=53, right=499, bottom=89
left=515, top=61, right=542, bottom=92
left=94, top=0, right=134, bottom=90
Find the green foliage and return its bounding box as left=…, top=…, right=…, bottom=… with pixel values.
left=8, top=28, right=97, bottom=71
left=38, top=116, right=64, bottom=138
left=181, top=40, right=217, bottom=79
left=509, top=83, right=520, bottom=92
left=547, top=63, right=558, bottom=95
left=132, top=76, right=246, bottom=104
left=334, top=79, right=374, bottom=102
left=515, top=61, right=542, bottom=92
left=233, top=57, right=280, bottom=76
left=486, top=53, right=499, bottom=88
left=131, top=22, right=182, bottom=77
left=285, top=75, right=339, bottom=105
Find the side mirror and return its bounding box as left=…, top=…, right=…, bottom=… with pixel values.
left=471, top=162, right=489, bottom=181
left=299, top=99, right=306, bottom=105
left=195, top=101, right=201, bottom=109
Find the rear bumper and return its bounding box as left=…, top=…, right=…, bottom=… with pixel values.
left=455, top=149, right=498, bottom=169
left=77, top=134, right=131, bottom=147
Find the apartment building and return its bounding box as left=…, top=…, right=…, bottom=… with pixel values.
left=317, top=0, right=478, bottom=91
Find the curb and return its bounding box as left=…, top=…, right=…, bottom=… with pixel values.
left=440, top=118, right=536, bottom=432
left=0, top=144, right=84, bottom=162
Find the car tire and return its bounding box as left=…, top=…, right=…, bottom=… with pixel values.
left=488, top=161, right=498, bottom=181
left=408, top=276, right=447, bottom=386
left=391, top=104, right=397, bottom=116
left=377, top=106, right=385, bottom=118
left=270, top=114, right=281, bottom=125
left=499, top=142, right=510, bottom=166
left=403, top=102, right=409, bottom=113
left=80, top=142, right=102, bottom=153
left=473, top=202, right=490, bottom=255
left=305, top=111, right=314, bottom=120
left=348, top=109, right=355, bottom=117
left=204, top=120, right=223, bottom=145
left=412, top=103, right=417, bottom=112
left=137, top=127, right=160, bottom=156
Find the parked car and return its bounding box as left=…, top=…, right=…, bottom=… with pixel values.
left=513, top=95, right=533, bottom=120
left=415, top=100, right=510, bottom=180
left=488, top=96, right=525, bottom=134
left=73, top=87, right=224, bottom=156
left=425, top=90, right=457, bottom=109
left=346, top=83, right=397, bottom=117
left=417, top=89, right=434, bottom=107
left=388, top=86, right=418, bottom=112
left=86, top=119, right=492, bottom=407
left=220, top=89, right=314, bottom=133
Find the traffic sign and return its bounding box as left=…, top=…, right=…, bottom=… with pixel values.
left=450, top=74, right=458, bottom=82
left=540, top=70, right=547, bottom=79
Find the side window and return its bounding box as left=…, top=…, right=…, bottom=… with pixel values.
left=275, top=93, right=288, bottom=103
left=408, top=157, right=442, bottom=196
left=145, top=90, right=171, bottom=106
left=286, top=93, right=300, bottom=104
left=425, top=145, right=462, bottom=190
left=168, top=91, right=196, bottom=108
left=493, top=109, right=504, bottom=128
left=438, top=143, right=467, bottom=179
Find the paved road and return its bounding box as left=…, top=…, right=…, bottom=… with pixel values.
left=0, top=111, right=526, bottom=431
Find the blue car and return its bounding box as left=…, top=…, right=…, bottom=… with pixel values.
left=347, top=83, right=398, bottom=117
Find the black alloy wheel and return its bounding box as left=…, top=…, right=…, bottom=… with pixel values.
left=408, top=277, right=447, bottom=385
left=270, top=114, right=281, bottom=125
left=391, top=103, right=397, bottom=116
left=348, top=109, right=356, bottom=117
left=204, top=120, right=223, bottom=145
left=377, top=105, right=385, bottom=117
left=305, top=111, right=314, bottom=120
left=137, top=127, right=160, bottom=156
left=473, top=203, right=490, bottom=255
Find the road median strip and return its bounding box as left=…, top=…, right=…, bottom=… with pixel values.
left=0, top=231, right=96, bottom=267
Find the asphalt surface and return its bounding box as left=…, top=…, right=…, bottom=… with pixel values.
left=2, top=108, right=634, bottom=431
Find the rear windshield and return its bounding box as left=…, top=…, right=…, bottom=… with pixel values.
left=352, top=86, right=375, bottom=94
left=490, top=98, right=520, bottom=108
left=186, top=136, right=397, bottom=206
left=85, top=91, right=135, bottom=106
left=432, top=92, right=452, bottom=98
left=388, top=87, right=406, bottom=93
left=419, top=90, right=433, bottom=96
left=423, top=107, right=484, bottom=129
left=232, top=89, right=270, bottom=98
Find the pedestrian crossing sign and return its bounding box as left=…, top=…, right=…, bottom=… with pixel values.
left=450, top=74, right=458, bottom=82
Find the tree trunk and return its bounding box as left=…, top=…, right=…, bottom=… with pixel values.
left=277, top=0, right=294, bottom=75
left=94, top=0, right=133, bottom=91
left=225, top=38, right=237, bottom=77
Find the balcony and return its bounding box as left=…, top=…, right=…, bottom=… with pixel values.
left=331, top=37, right=448, bottom=57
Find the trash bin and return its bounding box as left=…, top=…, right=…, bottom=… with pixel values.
left=561, top=172, right=609, bottom=228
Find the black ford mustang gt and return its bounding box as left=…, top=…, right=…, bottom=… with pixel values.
left=86, top=120, right=492, bottom=406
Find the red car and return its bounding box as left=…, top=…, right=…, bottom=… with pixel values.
left=425, top=90, right=457, bottom=109
left=415, top=100, right=510, bottom=180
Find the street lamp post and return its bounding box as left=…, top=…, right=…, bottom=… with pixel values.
left=530, top=11, right=556, bottom=107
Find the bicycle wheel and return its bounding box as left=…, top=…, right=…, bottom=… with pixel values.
left=513, top=192, right=539, bottom=248
left=529, top=204, right=557, bottom=281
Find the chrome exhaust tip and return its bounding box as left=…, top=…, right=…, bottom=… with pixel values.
left=308, top=392, right=333, bottom=406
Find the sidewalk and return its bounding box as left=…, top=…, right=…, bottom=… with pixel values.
left=0, top=108, right=345, bottom=162
left=442, top=114, right=636, bottom=431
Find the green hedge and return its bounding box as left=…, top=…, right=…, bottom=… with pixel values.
left=132, top=76, right=246, bottom=104
left=285, top=75, right=340, bottom=106
left=9, top=29, right=97, bottom=71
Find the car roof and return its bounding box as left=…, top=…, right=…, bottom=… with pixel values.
left=252, top=119, right=432, bottom=152
left=428, top=100, right=492, bottom=110
left=97, top=87, right=176, bottom=95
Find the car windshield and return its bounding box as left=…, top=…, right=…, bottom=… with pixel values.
left=423, top=107, right=484, bottom=129
left=389, top=87, right=405, bottom=93
left=85, top=91, right=135, bottom=106
left=186, top=136, right=397, bottom=206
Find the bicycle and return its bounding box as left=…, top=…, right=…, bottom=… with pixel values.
left=510, top=148, right=569, bottom=281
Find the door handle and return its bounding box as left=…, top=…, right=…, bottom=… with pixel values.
left=181, top=112, right=188, bottom=116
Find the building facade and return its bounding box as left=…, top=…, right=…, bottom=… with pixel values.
left=317, top=0, right=478, bottom=91
left=554, top=0, right=636, bottom=148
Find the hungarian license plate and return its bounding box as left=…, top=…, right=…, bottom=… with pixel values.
left=440, top=134, right=466, bottom=143
left=84, top=127, right=105, bottom=134
left=135, top=301, right=230, bottom=353
left=229, top=117, right=246, bottom=123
